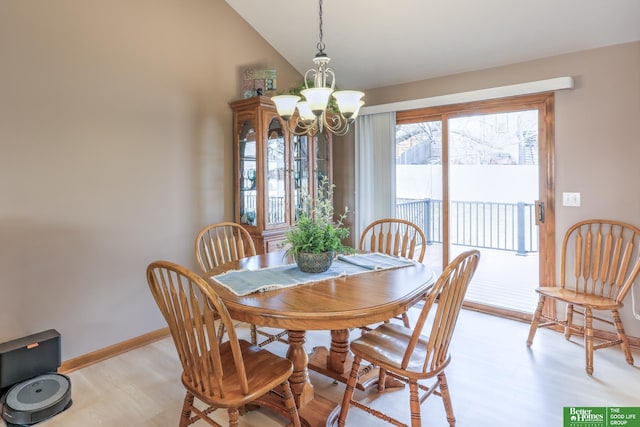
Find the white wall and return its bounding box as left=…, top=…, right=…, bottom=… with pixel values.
left=397, top=165, right=538, bottom=202
left=0, top=0, right=301, bottom=360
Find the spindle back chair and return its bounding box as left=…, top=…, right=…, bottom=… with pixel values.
left=527, top=219, right=640, bottom=375
left=146, top=260, right=300, bottom=427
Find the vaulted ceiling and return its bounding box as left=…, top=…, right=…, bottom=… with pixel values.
left=225, top=0, right=640, bottom=91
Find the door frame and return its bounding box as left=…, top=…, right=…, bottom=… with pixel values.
left=397, top=92, right=556, bottom=321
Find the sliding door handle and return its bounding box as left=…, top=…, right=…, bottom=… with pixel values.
left=535, top=201, right=545, bottom=225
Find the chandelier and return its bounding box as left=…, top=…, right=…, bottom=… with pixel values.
left=271, top=0, right=364, bottom=136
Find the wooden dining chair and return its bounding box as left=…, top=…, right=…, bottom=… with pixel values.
left=195, top=222, right=288, bottom=347
left=335, top=250, right=480, bottom=427
left=359, top=218, right=427, bottom=328
left=527, top=219, right=640, bottom=375
left=146, top=260, right=301, bottom=427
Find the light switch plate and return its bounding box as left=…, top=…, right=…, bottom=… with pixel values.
left=562, top=192, right=581, bottom=207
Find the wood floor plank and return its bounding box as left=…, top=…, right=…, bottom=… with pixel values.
left=36, top=310, right=640, bottom=427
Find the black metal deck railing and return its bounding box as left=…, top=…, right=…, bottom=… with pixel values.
left=254, top=196, right=538, bottom=254
left=396, top=199, right=539, bottom=254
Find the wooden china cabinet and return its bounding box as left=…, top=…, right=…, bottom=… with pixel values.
left=230, top=96, right=332, bottom=254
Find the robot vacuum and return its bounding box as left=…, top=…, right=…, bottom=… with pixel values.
left=1, top=373, right=72, bottom=426
left=0, top=330, right=71, bottom=426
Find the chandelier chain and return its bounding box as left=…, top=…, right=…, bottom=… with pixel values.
left=316, top=0, right=325, bottom=54
left=270, top=0, right=364, bottom=136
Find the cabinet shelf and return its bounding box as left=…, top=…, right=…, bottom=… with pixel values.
left=231, top=96, right=332, bottom=254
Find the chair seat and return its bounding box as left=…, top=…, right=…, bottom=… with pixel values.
left=535, top=287, right=622, bottom=310
left=351, top=321, right=441, bottom=378
left=182, top=340, right=293, bottom=408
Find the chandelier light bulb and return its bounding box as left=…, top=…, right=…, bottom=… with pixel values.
left=301, top=88, right=334, bottom=117
left=332, top=90, right=365, bottom=119
left=295, top=101, right=316, bottom=123
left=271, top=95, right=301, bottom=121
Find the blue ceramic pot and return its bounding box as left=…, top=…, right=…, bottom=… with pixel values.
left=295, top=251, right=334, bottom=273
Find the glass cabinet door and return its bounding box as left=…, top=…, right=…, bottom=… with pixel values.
left=265, top=117, right=287, bottom=226
left=231, top=96, right=334, bottom=253
left=292, top=134, right=310, bottom=220
left=238, top=120, right=257, bottom=227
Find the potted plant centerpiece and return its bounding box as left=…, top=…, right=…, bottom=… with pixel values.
left=284, top=177, right=352, bottom=273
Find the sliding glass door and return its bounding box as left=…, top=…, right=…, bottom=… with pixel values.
left=395, top=93, right=555, bottom=319
left=448, top=110, right=539, bottom=314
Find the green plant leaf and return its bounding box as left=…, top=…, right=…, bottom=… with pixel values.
left=284, top=176, right=352, bottom=256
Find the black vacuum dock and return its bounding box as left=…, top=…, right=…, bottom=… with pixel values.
left=0, top=330, right=71, bottom=426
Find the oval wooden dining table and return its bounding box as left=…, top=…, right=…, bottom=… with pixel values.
left=203, top=250, right=436, bottom=427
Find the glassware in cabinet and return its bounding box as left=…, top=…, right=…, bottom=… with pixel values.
left=238, top=119, right=257, bottom=226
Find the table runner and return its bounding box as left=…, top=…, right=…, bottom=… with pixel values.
left=210, top=252, right=415, bottom=296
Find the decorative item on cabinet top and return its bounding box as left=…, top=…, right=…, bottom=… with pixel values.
left=241, top=68, right=276, bottom=99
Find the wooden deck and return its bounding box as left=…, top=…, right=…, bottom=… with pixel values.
left=422, top=243, right=539, bottom=314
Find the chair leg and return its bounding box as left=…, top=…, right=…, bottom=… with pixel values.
left=409, top=380, right=422, bottom=427
left=612, top=309, right=634, bottom=366
left=250, top=324, right=258, bottom=346
left=280, top=381, right=301, bottom=427
left=584, top=308, right=594, bottom=375
left=338, top=355, right=362, bottom=427
left=179, top=392, right=194, bottom=427
left=564, top=304, right=574, bottom=340
left=228, top=408, right=240, bottom=427
left=377, top=368, right=387, bottom=392
left=438, top=372, right=456, bottom=426
left=527, top=296, right=545, bottom=346
left=401, top=312, right=411, bottom=328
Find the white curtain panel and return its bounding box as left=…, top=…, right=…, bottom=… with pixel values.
left=354, top=112, right=396, bottom=244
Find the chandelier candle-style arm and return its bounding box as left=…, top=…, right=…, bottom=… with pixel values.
left=271, top=0, right=364, bottom=136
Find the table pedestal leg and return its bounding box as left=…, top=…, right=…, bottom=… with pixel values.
left=308, top=328, right=405, bottom=392
left=286, top=330, right=314, bottom=408
left=327, top=329, right=349, bottom=374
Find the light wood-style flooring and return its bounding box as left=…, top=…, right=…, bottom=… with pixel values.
left=37, top=309, right=640, bottom=427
